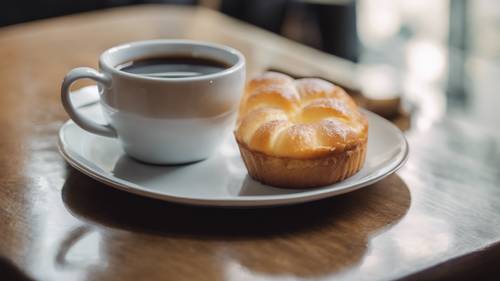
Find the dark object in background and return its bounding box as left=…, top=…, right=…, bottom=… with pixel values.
left=314, top=2, right=359, bottom=62
left=0, top=0, right=196, bottom=27
left=447, top=0, right=468, bottom=109
left=0, top=0, right=103, bottom=26
left=221, top=0, right=359, bottom=62
left=220, top=0, right=288, bottom=34
left=1, top=0, right=359, bottom=62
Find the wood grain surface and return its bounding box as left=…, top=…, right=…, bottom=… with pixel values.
left=0, top=5, right=499, bottom=281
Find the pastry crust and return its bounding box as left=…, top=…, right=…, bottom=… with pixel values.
left=235, top=72, right=368, bottom=188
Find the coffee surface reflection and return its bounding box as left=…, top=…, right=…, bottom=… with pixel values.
left=117, top=56, right=229, bottom=78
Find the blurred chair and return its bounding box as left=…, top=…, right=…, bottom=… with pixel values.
left=220, top=0, right=359, bottom=62
left=219, top=0, right=287, bottom=34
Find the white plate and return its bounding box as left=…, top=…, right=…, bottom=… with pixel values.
left=58, top=87, right=408, bottom=207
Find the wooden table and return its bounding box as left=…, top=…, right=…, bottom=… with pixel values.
left=1, top=5, right=500, bottom=281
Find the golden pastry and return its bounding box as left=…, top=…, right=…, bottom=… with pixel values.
left=234, top=72, right=368, bottom=188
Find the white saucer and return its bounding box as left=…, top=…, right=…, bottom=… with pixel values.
left=58, top=86, right=408, bottom=207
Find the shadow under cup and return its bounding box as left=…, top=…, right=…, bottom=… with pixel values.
left=87, top=40, right=246, bottom=164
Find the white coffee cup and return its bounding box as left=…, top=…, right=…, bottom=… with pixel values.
left=61, top=40, right=245, bottom=164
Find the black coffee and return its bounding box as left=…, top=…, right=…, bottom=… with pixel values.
left=117, top=56, right=229, bottom=78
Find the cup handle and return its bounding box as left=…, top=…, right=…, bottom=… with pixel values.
left=61, top=67, right=117, bottom=138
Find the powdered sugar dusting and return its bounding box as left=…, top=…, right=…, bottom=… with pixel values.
left=237, top=72, right=368, bottom=157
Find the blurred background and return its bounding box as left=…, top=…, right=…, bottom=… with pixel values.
left=1, top=0, right=499, bottom=129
